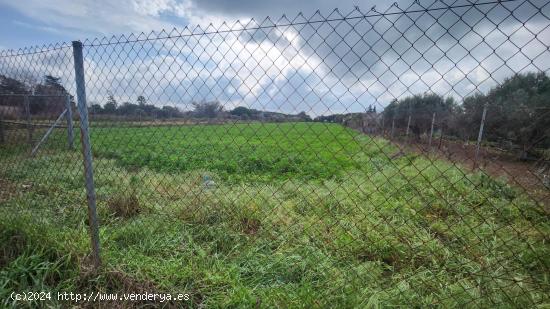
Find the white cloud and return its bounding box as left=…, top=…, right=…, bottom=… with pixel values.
left=132, top=0, right=177, bottom=17
left=0, top=0, right=182, bottom=37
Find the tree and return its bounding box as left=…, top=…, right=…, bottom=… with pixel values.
left=313, top=114, right=346, bottom=123
left=297, top=111, right=312, bottom=122
left=90, top=103, right=104, bottom=114
left=104, top=94, right=118, bottom=114
left=32, top=75, right=69, bottom=114
left=159, top=105, right=182, bottom=118
left=0, top=75, right=28, bottom=95
left=117, top=102, right=140, bottom=116
left=460, top=72, right=550, bottom=159
left=137, top=95, right=146, bottom=106
left=43, top=75, right=64, bottom=91
left=35, top=75, right=68, bottom=96
left=230, top=106, right=253, bottom=118
left=192, top=101, right=223, bottom=118
left=367, top=105, right=377, bottom=114
left=0, top=75, right=29, bottom=115
left=383, top=93, right=458, bottom=137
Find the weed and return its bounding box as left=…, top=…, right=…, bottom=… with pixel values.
left=0, top=122, right=548, bottom=307
left=107, top=192, right=140, bottom=219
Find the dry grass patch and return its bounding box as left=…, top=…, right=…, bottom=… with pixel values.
left=107, top=192, right=141, bottom=219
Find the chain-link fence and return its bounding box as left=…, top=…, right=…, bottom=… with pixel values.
left=1, top=0, right=549, bottom=307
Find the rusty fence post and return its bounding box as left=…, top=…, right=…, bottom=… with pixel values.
left=72, top=40, right=101, bottom=269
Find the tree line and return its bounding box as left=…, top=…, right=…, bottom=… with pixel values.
left=90, top=97, right=312, bottom=122
left=316, top=73, right=550, bottom=159
left=89, top=94, right=184, bottom=119
left=0, top=75, right=313, bottom=121
left=2, top=72, right=548, bottom=157
left=0, top=75, right=72, bottom=115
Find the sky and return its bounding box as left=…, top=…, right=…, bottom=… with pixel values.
left=0, top=0, right=364, bottom=49
left=0, top=0, right=549, bottom=115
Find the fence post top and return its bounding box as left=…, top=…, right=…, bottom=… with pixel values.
left=72, top=41, right=83, bottom=48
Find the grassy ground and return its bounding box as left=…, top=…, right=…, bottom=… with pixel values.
left=0, top=122, right=548, bottom=308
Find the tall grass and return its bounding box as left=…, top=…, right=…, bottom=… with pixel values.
left=0, top=122, right=548, bottom=307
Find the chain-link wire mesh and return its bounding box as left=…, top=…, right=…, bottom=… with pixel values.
left=1, top=0, right=549, bottom=307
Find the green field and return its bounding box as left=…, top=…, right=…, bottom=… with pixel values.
left=0, top=122, right=548, bottom=307
left=91, top=123, right=394, bottom=182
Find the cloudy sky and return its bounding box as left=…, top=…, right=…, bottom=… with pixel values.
left=0, top=0, right=549, bottom=115
left=0, top=0, right=365, bottom=50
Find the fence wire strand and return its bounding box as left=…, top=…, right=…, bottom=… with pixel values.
left=0, top=0, right=549, bottom=307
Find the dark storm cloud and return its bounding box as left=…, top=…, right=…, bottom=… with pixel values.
left=202, top=0, right=550, bottom=110
left=94, top=0, right=549, bottom=114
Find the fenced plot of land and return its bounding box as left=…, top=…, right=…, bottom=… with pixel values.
left=1, top=122, right=548, bottom=307
left=1, top=0, right=550, bottom=306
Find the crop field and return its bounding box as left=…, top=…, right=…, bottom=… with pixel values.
left=91, top=123, right=394, bottom=182
left=0, top=122, right=549, bottom=307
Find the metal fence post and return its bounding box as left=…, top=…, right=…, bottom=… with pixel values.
left=405, top=114, right=411, bottom=140
left=0, top=114, right=4, bottom=144
left=390, top=117, right=395, bottom=140
left=438, top=126, right=444, bottom=150
left=474, top=105, right=487, bottom=169
left=65, top=95, right=74, bottom=149
left=428, top=112, right=435, bottom=151
left=72, top=40, right=101, bottom=269
left=24, top=95, right=33, bottom=147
